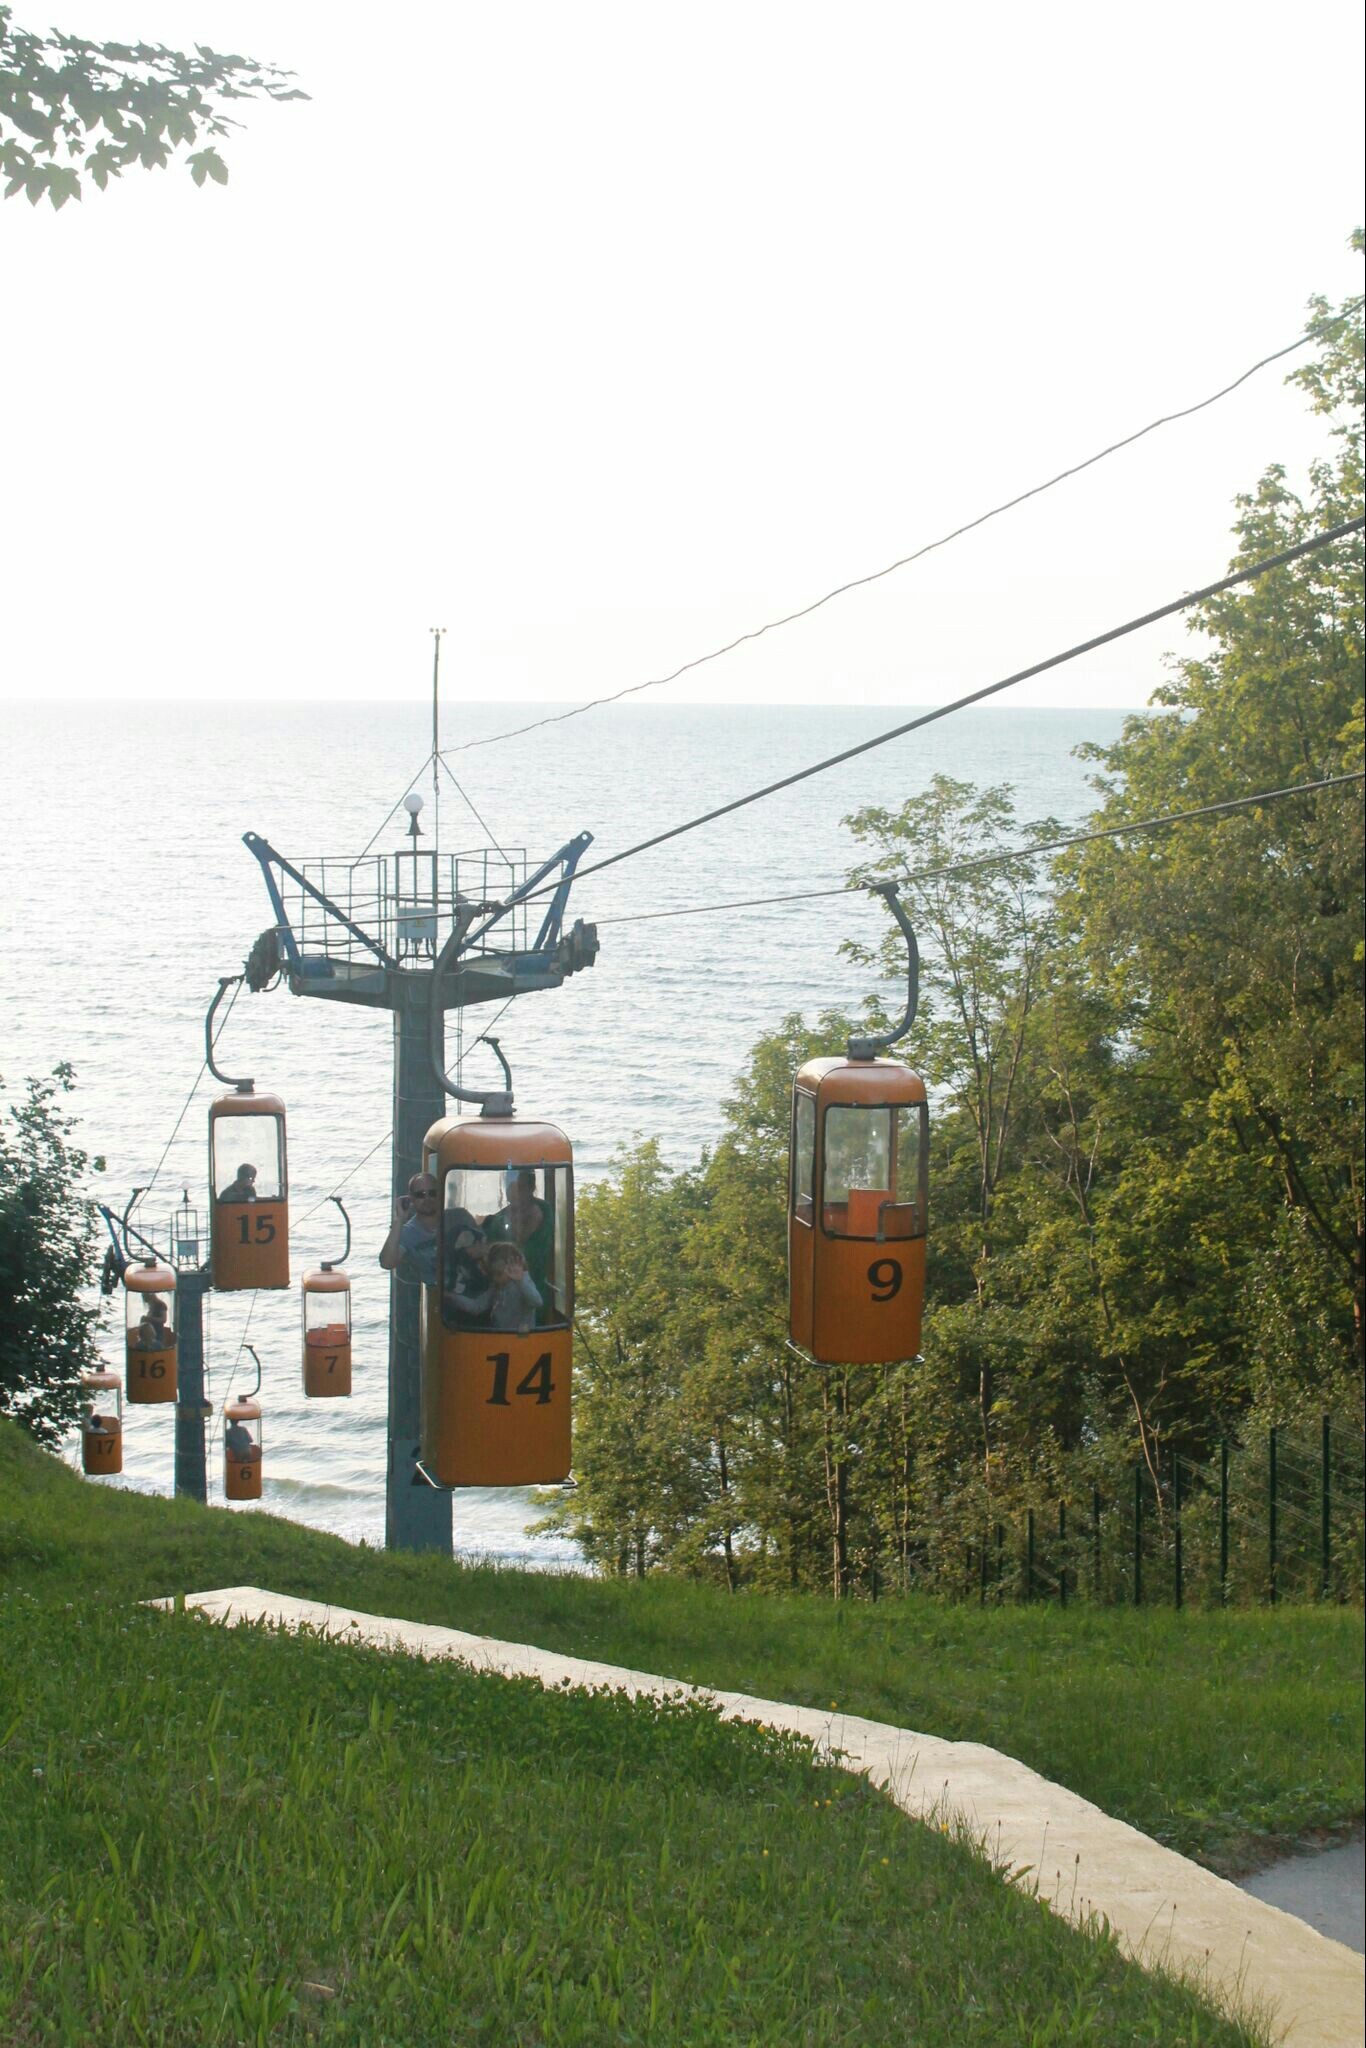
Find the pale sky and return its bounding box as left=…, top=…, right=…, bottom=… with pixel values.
left=2, top=0, right=1362, bottom=712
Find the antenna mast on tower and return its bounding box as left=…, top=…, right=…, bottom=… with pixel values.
left=431, top=625, right=444, bottom=853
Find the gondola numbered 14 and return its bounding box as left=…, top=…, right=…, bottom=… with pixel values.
left=788, top=881, right=928, bottom=1366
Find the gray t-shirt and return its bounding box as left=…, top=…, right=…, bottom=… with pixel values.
left=398, top=1214, right=439, bottom=1286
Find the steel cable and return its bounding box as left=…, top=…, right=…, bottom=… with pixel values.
left=447, top=329, right=1333, bottom=758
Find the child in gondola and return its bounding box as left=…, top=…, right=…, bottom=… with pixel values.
left=482, top=1242, right=542, bottom=1333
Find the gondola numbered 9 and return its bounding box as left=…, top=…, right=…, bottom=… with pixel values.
left=789, top=881, right=928, bottom=1366
left=419, top=1039, right=573, bottom=1487
left=301, top=1197, right=352, bottom=1397
left=205, top=976, right=290, bottom=1291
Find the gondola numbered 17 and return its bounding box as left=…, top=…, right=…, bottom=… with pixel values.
left=788, top=881, right=928, bottom=1367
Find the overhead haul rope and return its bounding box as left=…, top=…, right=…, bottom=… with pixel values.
left=447, top=328, right=1335, bottom=758
left=137, top=978, right=242, bottom=1213
left=588, top=773, right=1366, bottom=927
left=298, top=1133, right=394, bottom=1224
left=501, top=516, right=1364, bottom=910
left=210, top=1288, right=261, bottom=1450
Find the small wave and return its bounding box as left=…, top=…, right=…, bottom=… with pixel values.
left=262, top=1474, right=366, bottom=1505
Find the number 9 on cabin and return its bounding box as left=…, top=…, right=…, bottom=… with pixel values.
left=789, top=1053, right=928, bottom=1366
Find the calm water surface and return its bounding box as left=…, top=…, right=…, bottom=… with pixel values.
left=1, top=699, right=1129, bottom=1560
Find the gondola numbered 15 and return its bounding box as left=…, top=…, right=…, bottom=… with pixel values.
left=204, top=975, right=290, bottom=1292
left=789, top=881, right=928, bottom=1366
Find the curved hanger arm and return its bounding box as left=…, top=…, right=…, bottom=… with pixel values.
left=108, top=1191, right=167, bottom=1265
left=847, top=881, right=920, bottom=1061
left=474, top=1033, right=513, bottom=1092
left=241, top=1344, right=263, bottom=1401
left=324, top=1195, right=352, bottom=1270
left=428, top=921, right=513, bottom=1117
left=205, top=976, right=253, bottom=1091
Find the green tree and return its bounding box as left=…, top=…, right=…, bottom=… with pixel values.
left=536, top=1143, right=713, bottom=1577
left=845, top=775, right=1062, bottom=1481
left=0, top=1065, right=106, bottom=1446
left=1, top=3, right=304, bottom=207
left=1067, top=250, right=1365, bottom=1383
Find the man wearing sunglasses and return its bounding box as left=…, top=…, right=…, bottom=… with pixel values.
left=378, top=1173, right=442, bottom=1286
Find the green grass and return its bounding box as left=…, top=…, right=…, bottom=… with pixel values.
left=0, top=1594, right=1267, bottom=2046
left=3, top=1424, right=1359, bottom=1876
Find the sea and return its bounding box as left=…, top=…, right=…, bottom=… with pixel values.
left=0, top=698, right=1130, bottom=1562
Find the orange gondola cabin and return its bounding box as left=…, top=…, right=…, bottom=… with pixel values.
left=788, top=881, right=929, bottom=1368
left=421, top=1112, right=573, bottom=1486
left=302, top=1266, right=352, bottom=1397
left=788, top=1053, right=928, bottom=1365
left=209, top=1087, right=289, bottom=1290
left=223, top=1395, right=264, bottom=1500
left=79, top=1367, right=123, bottom=1476
left=123, top=1257, right=178, bottom=1403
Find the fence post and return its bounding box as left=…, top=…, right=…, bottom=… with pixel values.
left=1058, top=1500, right=1067, bottom=1607
left=1132, top=1464, right=1143, bottom=1608
left=996, top=1521, right=1004, bottom=1598
left=1268, top=1425, right=1278, bottom=1606
left=1219, top=1437, right=1229, bottom=1605
left=1321, top=1414, right=1331, bottom=1601
left=1173, top=1455, right=1183, bottom=1612
left=979, top=1532, right=988, bottom=1607
left=1092, top=1484, right=1102, bottom=1599
left=1026, top=1509, right=1035, bottom=1602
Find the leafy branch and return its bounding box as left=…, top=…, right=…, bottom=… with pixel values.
left=0, top=3, right=306, bottom=208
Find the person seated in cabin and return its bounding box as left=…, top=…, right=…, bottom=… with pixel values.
left=136, top=1295, right=175, bottom=1348
left=443, top=1218, right=492, bottom=1327
left=225, top=1419, right=260, bottom=1462
left=482, top=1243, right=543, bottom=1334
left=85, top=1410, right=119, bottom=1435
left=484, top=1167, right=553, bottom=1291
left=218, top=1163, right=259, bottom=1204
left=378, top=1174, right=441, bottom=1285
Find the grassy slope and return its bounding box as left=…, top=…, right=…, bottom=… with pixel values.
left=3, top=1421, right=1362, bottom=1880
left=0, top=1596, right=1267, bottom=2047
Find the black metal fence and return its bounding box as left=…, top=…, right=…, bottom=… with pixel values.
left=957, top=1416, right=1364, bottom=1608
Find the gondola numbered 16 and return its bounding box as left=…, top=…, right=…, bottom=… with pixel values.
left=788, top=881, right=928, bottom=1366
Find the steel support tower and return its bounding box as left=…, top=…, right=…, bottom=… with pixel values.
left=241, top=816, right=598, bottom=1552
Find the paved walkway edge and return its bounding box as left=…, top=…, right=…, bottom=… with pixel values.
left=161, top=1586, right=1365, bottom=2048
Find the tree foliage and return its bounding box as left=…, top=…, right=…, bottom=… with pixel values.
left=0, top=1065, right=106, bottom=1446
left=549, top=250, right=1364, bottom=1594
left=0, top=3, right=305, bottom=208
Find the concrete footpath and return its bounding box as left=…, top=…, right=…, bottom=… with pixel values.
left=1241, top=1835, right=1365, bottom=1957
left=165, top=1586, right=1365, bottom=2047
